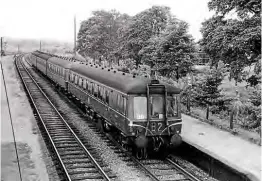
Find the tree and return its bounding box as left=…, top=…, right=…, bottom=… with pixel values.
left=190, top=61, right=230, bottom=113
left=200, top=0, right=261, bottom=84
left=140, top=18, right=196, bottom=79
left=77, top=10, right=130, bottom=62
left=119, top=6, right=171, bottom=67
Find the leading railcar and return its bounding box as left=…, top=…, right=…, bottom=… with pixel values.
left=29, top=51, right=182, bottom=159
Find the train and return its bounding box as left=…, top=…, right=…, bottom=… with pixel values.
left=28, top=50, right=182, bottom=159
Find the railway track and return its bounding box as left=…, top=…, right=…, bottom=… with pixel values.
left=103, top=133, right=202, bottom=181
left=21, top=54, right=207, bottom=181
left=15, top=55, right=115, bottom=181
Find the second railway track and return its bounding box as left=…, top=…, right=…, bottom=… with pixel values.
left=15, top=55, right=116, bottom=181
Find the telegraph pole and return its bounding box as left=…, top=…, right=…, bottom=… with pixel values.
left=40, top=40, right=42, bottom=51
left=74, top=15, right=76, bottom=56
left=18, top=44, right=20, bottom=53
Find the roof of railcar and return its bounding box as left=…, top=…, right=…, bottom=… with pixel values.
left=70, top=63, right=181, bottom=94
left=48, top=57, right=76, bottom=69
left=32, top=51, right=53, bottom=60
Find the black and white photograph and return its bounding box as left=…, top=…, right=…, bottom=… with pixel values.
left=0, top=0, right=261, bottom=180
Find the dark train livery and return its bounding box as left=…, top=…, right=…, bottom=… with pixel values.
left=29, top=50, right=182, bottom=159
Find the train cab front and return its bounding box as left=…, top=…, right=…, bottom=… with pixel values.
left=127, top=80, right=182, bottom=159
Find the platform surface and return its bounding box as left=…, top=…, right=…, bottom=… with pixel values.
left=1, top=62, right=22, bottom=180
left=1, top=57, right=50, bottom=181
left=181, top=114, right=261, bottom=181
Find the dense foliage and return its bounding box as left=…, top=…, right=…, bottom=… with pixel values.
left=182, top=61, right=231, bottom=113
left=77, top=6, right=196, bottom=79
left=140, top=19, right=195, bottom=78
left=77, top=10, right=130, bottom=64
left=200, top=0, right=261, bottom=85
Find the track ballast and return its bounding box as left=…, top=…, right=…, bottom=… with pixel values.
left=15, top=55, right=115, bottom=181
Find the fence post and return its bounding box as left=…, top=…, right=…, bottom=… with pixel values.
left=206, top=104, right=209, bottom=120
left=187, top=95, right=190, bottom=112
left=229, top=110, right=234, bottom=129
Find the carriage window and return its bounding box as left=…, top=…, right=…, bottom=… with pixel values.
left=105, top=90, right=109, bottom=104
left=71, top=74, right=74, bottom=82
left=86, top=80, right=89, bottom=90
left=78, top=77, right=82, bottom=87
left=123, top=97, right=126, bottom=114
left=101, top=88, right=105, bottom=101
left=83, top=79, right=87, bottom=89
left=134, top=97, right=147, bottom=119
left=116, top=94, right=119, bottom=111
left=91, top=83, right=94, bottom=94
left=97, top=86, right=101, bottom=99
left=118, top=95, right=123, bottom=112
left=74, top=75, right=78, bottom=84
left=94, top=84, right=98, bottom=97
left=88, top=82, right=92, bottom=93
left=150, top=95, right=164, bottom=119
left=167, top=95, right=178, bottom=117
left=114, top=93, right=117, bottom=108
left=98, top=86, right=103, bottom=100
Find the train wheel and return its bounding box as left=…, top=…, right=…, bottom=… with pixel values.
left=136, top=148, right=148, bottom=160
left=97, top=118, right=105, bottom=133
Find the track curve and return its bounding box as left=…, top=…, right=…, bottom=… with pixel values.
left=15, top=54, right=115, bottom=181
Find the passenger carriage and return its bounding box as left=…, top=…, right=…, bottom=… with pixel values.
left=46, top=57, right=75, bottom=90
left=31, top=51, right=52, bottom=75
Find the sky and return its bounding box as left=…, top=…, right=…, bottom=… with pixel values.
left=0, top=0, right=213, bottom=43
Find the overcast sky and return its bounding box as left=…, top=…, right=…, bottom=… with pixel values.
left=0, top=0, right=213, bottom=42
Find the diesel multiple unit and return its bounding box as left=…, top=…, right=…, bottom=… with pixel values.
left=29, top=50, right=182, bottom=159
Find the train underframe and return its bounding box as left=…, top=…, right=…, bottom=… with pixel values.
left=91, top=115, right=182, bottom=159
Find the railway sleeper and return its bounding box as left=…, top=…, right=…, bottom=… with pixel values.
left=70, top=174, right=104, bottom=180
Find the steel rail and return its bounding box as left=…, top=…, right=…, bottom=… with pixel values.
left=15, top=55, right=111, bottom=181
left=166, top=158, right=202, bottom=181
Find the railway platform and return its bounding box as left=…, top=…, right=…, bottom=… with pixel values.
left=1, top=61, right=22, bottom=181
left=181, top=114, right=261, bottom=181
left=1, top=56, right=51, bottom=181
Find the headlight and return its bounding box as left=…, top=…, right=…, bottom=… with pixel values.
left=138, top=127, right=143, bottom=132
left=170, top=126, right=176, bottom=131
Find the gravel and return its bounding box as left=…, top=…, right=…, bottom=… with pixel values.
left=170, top=155, right=219, bottom=181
